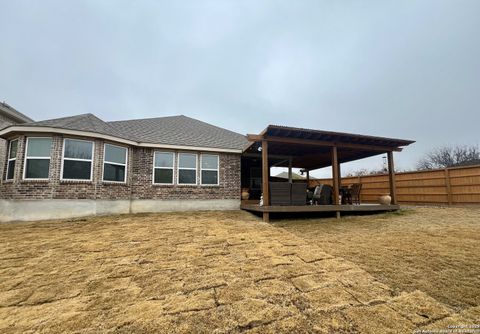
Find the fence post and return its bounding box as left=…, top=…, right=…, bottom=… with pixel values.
left=445, top=168, right=453, bottom=205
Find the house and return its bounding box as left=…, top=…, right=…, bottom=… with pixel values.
left=0, top=113, right=247, bottom=222
left=0, top=102, right=34, bottom=186
left=0, top=109, right=414, bottom=223
left=273, top=171, right=306, bottom=180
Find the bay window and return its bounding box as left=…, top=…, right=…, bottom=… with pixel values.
left=5, top=139, right=18, bottom=180
left=24, top=137, right=52, bottom=179
left=103, top=144, right=127, bottom=182
left=62, top=139, right=94, bottom=181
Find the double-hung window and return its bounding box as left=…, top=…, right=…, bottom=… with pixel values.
left=103, top=144, right=127, bottom=183
left=62, top=139, right=94, bottom=181
left=153, top=152, right=174, bottom=184
left=6, top=139, right=18, bottom=180
left=201, top=154, right=219, bottom=185
left=178, top=153, right=197, bottom=185
left=24, top=137, right=52, bottom=179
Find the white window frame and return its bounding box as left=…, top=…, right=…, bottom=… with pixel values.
left=23, top=137, right=52, bottom=180
left=102, top=143, right=128, bottom=184
left=61, top=138, right=95, bottom=182
left=200, top=154, right=220, bottom=186
left=177, top=152, right=198, bottom=185
left=5, top=138, right=19, bottom=181
left=153, top=151, right=175, bottom=185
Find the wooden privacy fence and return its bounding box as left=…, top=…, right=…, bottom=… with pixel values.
left=308, top=164, right=480, bottom=205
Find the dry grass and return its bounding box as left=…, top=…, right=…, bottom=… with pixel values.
left=277, top=207, right=480, bottom=311
left=0, top=207, right=479, bottom=333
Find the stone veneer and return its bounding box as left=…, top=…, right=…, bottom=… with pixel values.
left=0, top=134, right=241, bottom=201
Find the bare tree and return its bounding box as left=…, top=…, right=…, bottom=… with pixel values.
left=417, top=145, right=480, bottom=170
left=345, top=168, right=387, bottom=177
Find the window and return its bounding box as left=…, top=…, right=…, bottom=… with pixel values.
left=24, top=137, right=52, bottom=179
left=201, top=154, right=219, bottom=185
left=103, top=144, right=127, bottom=182
left=5, top=139, right=18, bottom=180
left=178, top=153, right=197, bottom=185
left=153, top=152, right=174, bottom=184
left=62, top=139, right=94, bottom=180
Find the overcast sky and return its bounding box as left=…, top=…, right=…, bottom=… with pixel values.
left=1, top=1, right=479, bottom=177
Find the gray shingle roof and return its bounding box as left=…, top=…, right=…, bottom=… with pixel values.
left=8, top=113, right=247, bottom=151
left=24, top=113, right=127, bottom=139
left=108, top=115, right=247, bottom=150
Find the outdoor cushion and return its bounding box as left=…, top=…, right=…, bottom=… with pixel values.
left=269, top=182, right=291, bottom=205
left=291, top=183, right=307, bottom=205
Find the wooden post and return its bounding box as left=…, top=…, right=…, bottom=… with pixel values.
left=288, top=158, right=293, bottom=183
left=337, top=160, right=342, bottom=189
left=445, top=168, right=453, bottom=205
left=262, top=140, right=270, bottom=222
left=332, top=146, right=340, bottom=218
left=387, top=151, right=397, bottom=205
left=306, top=170, right=310, bottom=185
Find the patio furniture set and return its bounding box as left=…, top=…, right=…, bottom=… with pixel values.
left=268, top=182, right=362, bottom=206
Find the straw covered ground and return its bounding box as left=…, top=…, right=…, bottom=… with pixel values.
left=0, top=207, right=479, bottom=333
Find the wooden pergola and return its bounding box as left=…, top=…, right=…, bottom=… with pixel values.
left=242, top=125, right=415, bottom=222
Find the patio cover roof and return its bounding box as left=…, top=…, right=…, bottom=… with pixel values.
left=244, top=125, right=415, bottom=170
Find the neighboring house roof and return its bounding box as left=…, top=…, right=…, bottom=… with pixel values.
left=108, top=115, right=248, bottom=150
left=0, top=113, right=248, bottom=152
left=0, top=102, right=34, bottom=125
left=274, top=171, right=306, bottom=180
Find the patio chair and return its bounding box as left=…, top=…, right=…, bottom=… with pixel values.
left=311, top=185, right=323, bottom=205
left=350, top=183, right=362, bottom=205
left=291, top=183, right=307, bottom=205
left=312, top=184, right=333, bottom=205
left=321, top=185, right=334, bottom=204
left=341, top=186, right=352, bottom=204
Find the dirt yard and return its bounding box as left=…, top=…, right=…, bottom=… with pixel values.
left=0, top=208, right=479, bottom=333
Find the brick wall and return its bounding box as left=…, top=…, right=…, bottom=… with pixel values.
left=0, top=134, right=241, bottom=201
left=131, top=148, right=240, bottom=200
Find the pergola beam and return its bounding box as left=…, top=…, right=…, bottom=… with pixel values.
left=246, top=134, right=264, bottom=141
left=331, top=146, right=340, bottom=206
left=331, top=147, right=341, bottom=219
left=246, top=134, right=403, bottom=152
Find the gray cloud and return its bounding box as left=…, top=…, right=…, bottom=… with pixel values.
left=1, top=0, right=479, bottom=177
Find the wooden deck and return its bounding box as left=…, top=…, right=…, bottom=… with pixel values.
left=240, top=201, right=400, bottom=213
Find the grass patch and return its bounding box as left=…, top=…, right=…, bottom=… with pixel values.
left=279, top=206, right=480, bottom=311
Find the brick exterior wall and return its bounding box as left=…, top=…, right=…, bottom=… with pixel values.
left=0, top=133, right=241, bottom=201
